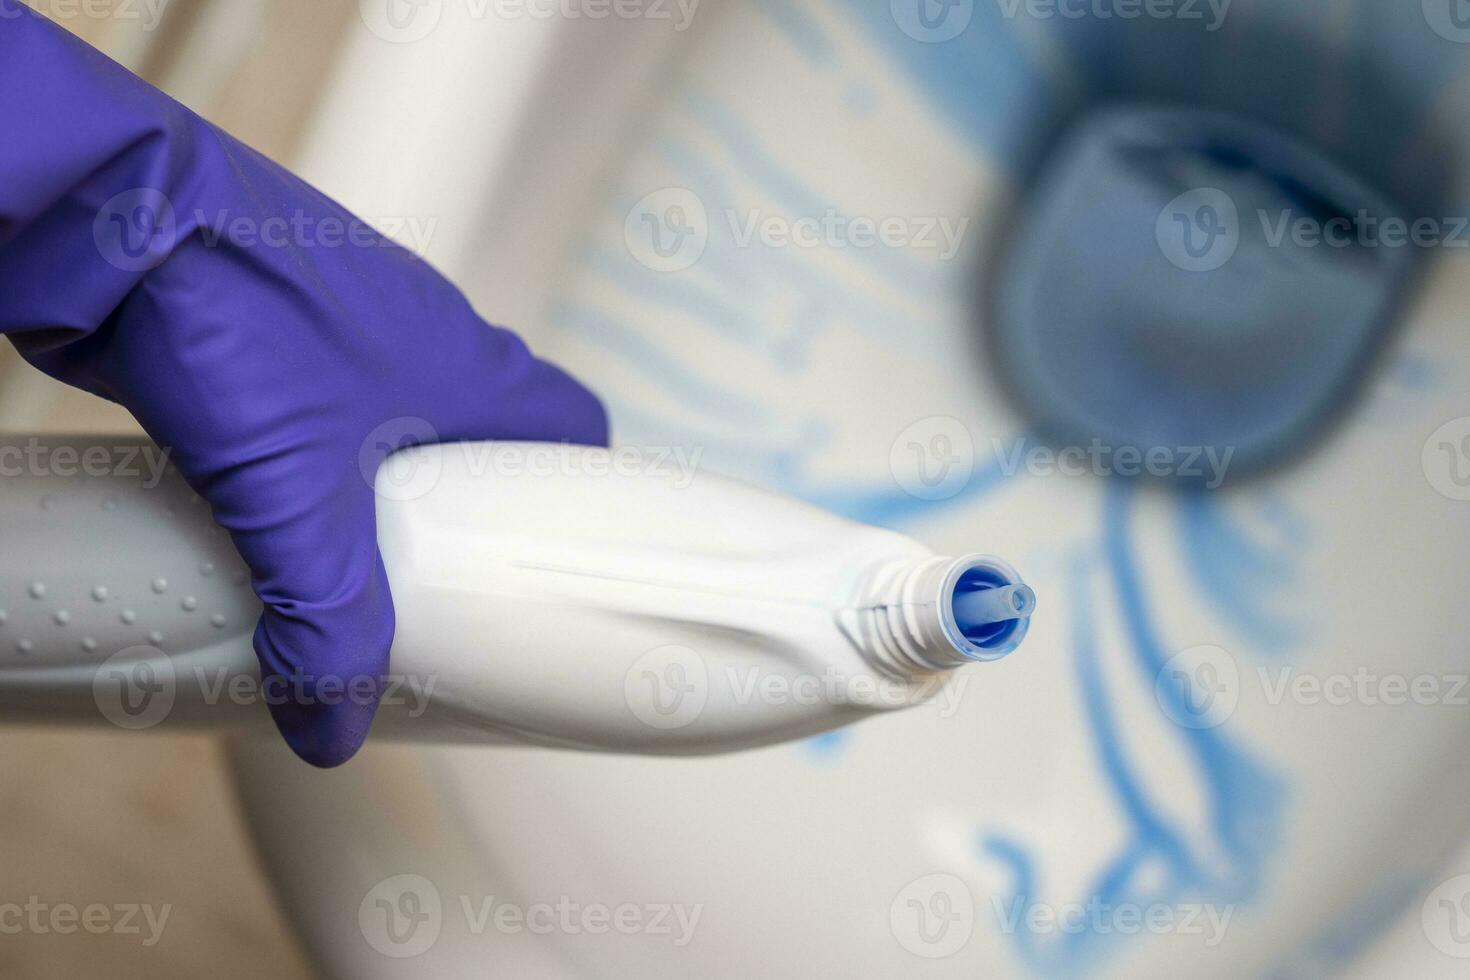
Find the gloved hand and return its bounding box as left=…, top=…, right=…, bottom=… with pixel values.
left=0, top=3, right=608, bottom=766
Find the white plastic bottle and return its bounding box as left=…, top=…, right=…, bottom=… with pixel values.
left=0, top=439, right=1033, bottom=753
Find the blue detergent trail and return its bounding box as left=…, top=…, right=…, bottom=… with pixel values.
left=561, top=4, right=1355, bottom=973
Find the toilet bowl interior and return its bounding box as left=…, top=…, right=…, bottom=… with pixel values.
left=232, top=5, right=1470, bottom=978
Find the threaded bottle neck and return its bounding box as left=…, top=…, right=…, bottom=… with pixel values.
left=843, top=554, right=1033, bottom=677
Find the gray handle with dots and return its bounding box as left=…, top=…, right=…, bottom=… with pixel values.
left=0, top=436, right=265, bottom=728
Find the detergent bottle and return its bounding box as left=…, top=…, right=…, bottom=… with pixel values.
left=0, top=438, right=1033, bottom=753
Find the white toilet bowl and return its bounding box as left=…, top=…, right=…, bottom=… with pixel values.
left=210, top=3, right=1470, bottom=976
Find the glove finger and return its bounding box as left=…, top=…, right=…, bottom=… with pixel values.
left=253, top=556, right=392, bottom=768
left=206, top=450, right=394, bottom=768
left=405, top=311, right=610, bottom=448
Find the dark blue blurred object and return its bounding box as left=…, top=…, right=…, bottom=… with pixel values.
left=991, top=106, right=1417, bottom=481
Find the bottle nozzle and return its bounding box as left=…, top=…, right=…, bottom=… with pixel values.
left=952, top=583, right=1037, bottom=632
left=940, top=558, right=1034, bottom=663
left=845, top=554, right=1035, bottom=676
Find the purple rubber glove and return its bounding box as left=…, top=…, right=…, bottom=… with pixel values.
left=0, top=4, right=608, bottom=766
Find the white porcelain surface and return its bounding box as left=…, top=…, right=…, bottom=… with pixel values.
left=230, top=3, right=1470, bottom=976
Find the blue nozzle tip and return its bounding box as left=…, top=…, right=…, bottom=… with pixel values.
left=953, top=583, right=1035, bottom=632
left=947, top=560, right=1035, bottom=660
